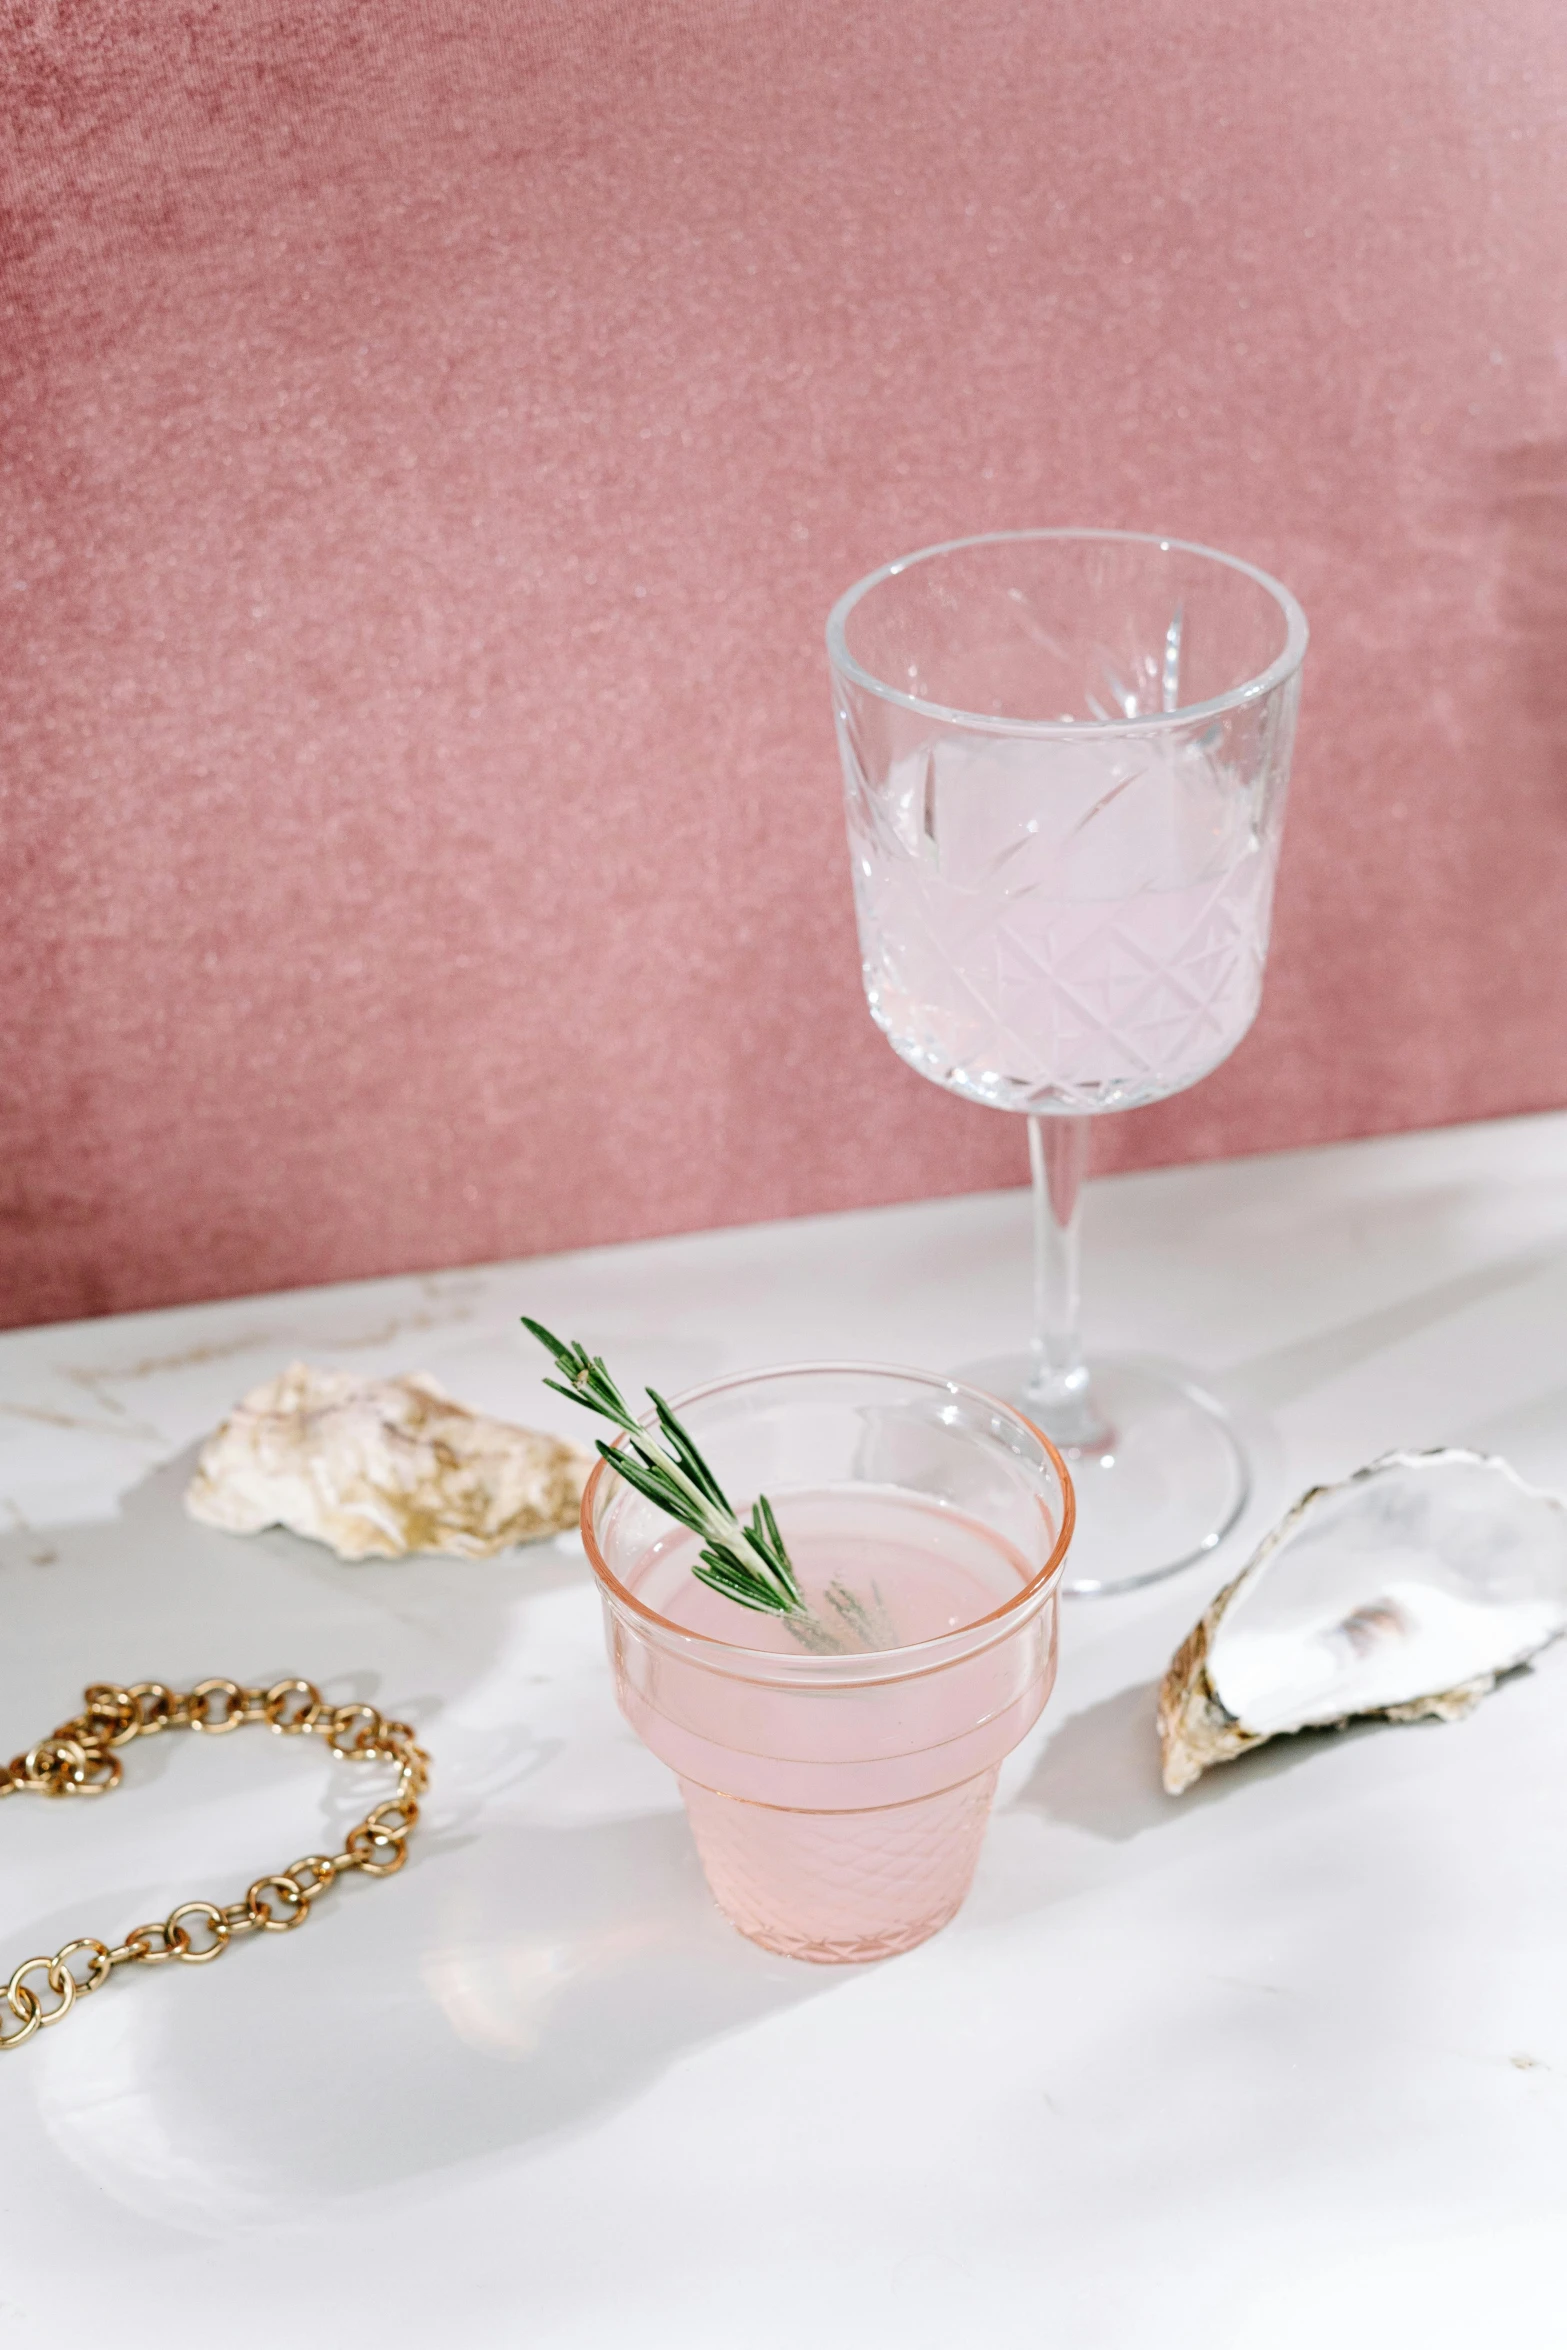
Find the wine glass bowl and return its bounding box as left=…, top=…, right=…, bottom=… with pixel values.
left=827, top=531, right=1307, bottom=1594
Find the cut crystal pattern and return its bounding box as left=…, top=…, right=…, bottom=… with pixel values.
left=847, top=732, right=1280, bottom=1114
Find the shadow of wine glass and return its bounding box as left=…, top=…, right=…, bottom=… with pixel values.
left=1218, top=1231, right=1567, bottom=1420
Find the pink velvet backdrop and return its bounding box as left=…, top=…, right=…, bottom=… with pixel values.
left=3, top=1, right=1565, bottom=1329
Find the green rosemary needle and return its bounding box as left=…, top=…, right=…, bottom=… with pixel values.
left=522, top=1318, right=807, bottom=1617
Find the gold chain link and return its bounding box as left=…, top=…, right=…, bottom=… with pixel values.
left=0, top=1678, right=429, bottom=2052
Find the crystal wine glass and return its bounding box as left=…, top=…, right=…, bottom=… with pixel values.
left=826, top=530, right=1307, bottom=1594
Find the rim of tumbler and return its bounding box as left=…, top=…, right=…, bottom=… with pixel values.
left=580, top=1360, right=1076, bottom=1663
left=825, top=527, right=1309, bottom=738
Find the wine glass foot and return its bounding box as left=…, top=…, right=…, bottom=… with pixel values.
left=952, top=1355, right=1249, bottom=1597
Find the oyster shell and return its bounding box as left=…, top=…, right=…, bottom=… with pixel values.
left=186, top=1362, right=591, bottom=1560
left=1159, top=1449, right=1567, bottom=1794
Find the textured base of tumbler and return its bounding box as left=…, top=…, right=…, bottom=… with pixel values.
left=680, top=1770, right=999, bottom=1964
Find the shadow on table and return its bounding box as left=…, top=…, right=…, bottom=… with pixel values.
left=26, top=1800, right=841, bottom=2234
left=1218, top=1232, right=1567, bottom=1419
left=6, top=1435, right=594, bottom=1664
left=1011, top=1678, right=1448, bottom=1843
left=8, top=1446, right=848, bottom=2236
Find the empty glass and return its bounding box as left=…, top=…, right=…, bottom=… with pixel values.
left=827, top=530, right=1307, bottom=1593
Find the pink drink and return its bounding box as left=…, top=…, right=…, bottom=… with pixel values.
left=633, top=1488, right=1033, bottom=1651
left=629, top=1492, right=1047, bottom=1958
left=849, top=732, right=1279, bottom=1113
left=583, top=1369, right=1073, bottom=1964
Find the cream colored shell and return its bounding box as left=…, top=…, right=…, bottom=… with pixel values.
left=186, top=1362, right=591, bottom=1560
left=1159, top=1449, right=1567, bottom=1794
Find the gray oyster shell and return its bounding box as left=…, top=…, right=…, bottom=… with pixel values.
left=1159, top=1449, right=1567, bottom=1794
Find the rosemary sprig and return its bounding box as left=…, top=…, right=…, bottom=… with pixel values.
left=522, top=1319, right=807, bottom=1617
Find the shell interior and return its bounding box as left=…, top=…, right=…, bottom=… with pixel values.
left=1208, top=1451, right=1567, bottom=1736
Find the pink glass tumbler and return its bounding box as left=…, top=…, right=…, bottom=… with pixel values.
left=582, top=1364, right=1074, bottom=1963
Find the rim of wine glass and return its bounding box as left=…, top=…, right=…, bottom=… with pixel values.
left=580, top=1359, right=1076, bottom=1666
left=826, top=526, right=1309, bottom=738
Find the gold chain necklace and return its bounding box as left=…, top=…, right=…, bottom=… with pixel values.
left=0, top=1678, right=429, bottom=2052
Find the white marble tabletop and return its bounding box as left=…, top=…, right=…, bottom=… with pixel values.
left=3, top=1112, right=1567, bottom=2348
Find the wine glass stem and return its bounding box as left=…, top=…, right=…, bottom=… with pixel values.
left=1025, top=1114, right=1112, bottom=1453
